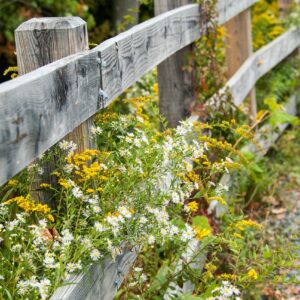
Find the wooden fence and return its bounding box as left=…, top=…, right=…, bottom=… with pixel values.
left=0, top=0, right=299, bottom=299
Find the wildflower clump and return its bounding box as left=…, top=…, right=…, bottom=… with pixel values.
left=4, top=195, right=51, bottom=215
left=247, top=269, right=259, bottom=280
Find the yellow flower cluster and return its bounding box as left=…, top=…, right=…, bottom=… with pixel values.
left=3, top=66, right=18, bottom=79
left=187, top=171, right=201, bottom=185
left=203, top=263, right=217, bottom=280
left=65, top=149, right=110, bottom=182
left=152, top=83, right=159, bottom=94
left=40, top=183, right=51, bottom=188
left=79, top=161, right=101, bottom=181
left=252, top=0, right=284, bottom=50
left=8, top=179, right=19, bottom=186
left=194, top=227, right=211, bottom=240
left=67, top=149, right=100, bottom=166
left=4, top=195, right=52, bottom=216
left=200, top=136, right=245, bottom=162
left=235, top=125, right=254, bottom=140
left=208, top=196, right=227, bottom=206
left=124, top=96, right=152, bottom=125
left=247, top=269, right=258, bottom=279
left=217, top=273, right=238, bottom=281
left=187, top=201, right=199, bottom=213
left=95, top=112, right=118, bottom=124
left=58, top=178, right=72, bottom=189
left=235, top=219, right=263, bottom=231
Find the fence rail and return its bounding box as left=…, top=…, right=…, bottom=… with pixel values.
left=0, top=0, right=258, bottom=186
left=0, top=0, right=299, bottom=299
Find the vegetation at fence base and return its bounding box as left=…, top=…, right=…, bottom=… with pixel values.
left=2, top=88, right=297, bottom=299
left=0, top=65, right=298, bottom=300
left=0, top=1, right=300, bottom=300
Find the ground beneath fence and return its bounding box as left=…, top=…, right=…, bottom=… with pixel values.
left=253, top=128, right=300, bottom=300
left=262, top=177, right=300, bottom=300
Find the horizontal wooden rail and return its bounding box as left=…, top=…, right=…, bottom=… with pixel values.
left=0, top=0, right=257, bottom=186
left=51, top=245, right=140, bottom=300
left=227, top=28, right=300, bottom=106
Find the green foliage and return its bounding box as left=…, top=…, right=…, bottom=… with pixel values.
left=252, top=0, right=284, bottom=51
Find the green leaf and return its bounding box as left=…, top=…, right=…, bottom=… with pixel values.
left=241, top=151, right=255, bottom=161
left=147, top=262, right=171, bottom=293
left=269, top=111, right=299, bottom=127
left=250, top=162, right=264, bottom=174
left=263, top=245, right=272, bottom=259
left=191, top=191, right=201, bottom=199
left=172, top=219, right=186, bottom=230
left=192, top=216, right=212, bottom=231
left=264, top=96, right=283, bottom=112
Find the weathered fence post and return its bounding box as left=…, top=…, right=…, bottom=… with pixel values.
left=154, top=0, right=195, bottom=128
left=278, top=0, right=292, bottom=18
left=15, top=17, right=94, bottom=204
left=278, top=1, right=299, bottom=56
left=224, top=9, right=257, bottom=118
left=114, top=0, right=140, bottom=30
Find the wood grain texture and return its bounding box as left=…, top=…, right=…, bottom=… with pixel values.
left=278, top=0, right=293, bottom=17
left=216, top=0, right=259, bottom=25
left=224, top=9, right=257, bottom=117
left=15, top=17, right=95, bottom=152
left=0, top=0, right=258, bottom=186
left=210, top=28, right=300, bottom=107
left=50, top=245, right=140, bottom=300
left=155, top=0, right=195, bottom=128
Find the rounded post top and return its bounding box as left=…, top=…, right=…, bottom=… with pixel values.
left=16, top=17, right=86, bottom=32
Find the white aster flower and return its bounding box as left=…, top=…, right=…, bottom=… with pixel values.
left=171, top=191, right=181, bottom=204
left=90, top=249, right=102, bottom=261
left=148, top=235, right=155, bottom=245
left=91, top=126, right=103, bottom=135
left=134, top=267, right=143, bottom=272
left=181, top=225, right=196, bottom=242
left=92, top=205, right=102, bottom=213
left=61, top=229, right=74, bottom=246
left=139, top=216, right=148, bottom=224
left=66, top=261, right=82, bottom=273
left=6, top=219, right=19, bottom=231
left=94, top=222, right=107, bottom=232
left=72, top=186, right=83, bottom=199
left=43, top=252, right=57, bottom=269
left=118, top=206, right=132, bottom=219
left=11, top=244, right=22, bottom=252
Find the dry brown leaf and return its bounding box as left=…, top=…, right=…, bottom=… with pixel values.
left=271, top=207, right=287, bottom=215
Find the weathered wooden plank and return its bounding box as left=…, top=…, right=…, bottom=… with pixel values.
left=0, top=0, right=258, bottom=186
left=217, top=0, right=259, bottom=25
left=50, top=245, right=140, bottom=300
left=0, top=49, right=101, bottom=185
left=209, top=28, right=300, bottom=107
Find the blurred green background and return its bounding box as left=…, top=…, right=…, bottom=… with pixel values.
left=0, top=0, right=154, bottom=82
